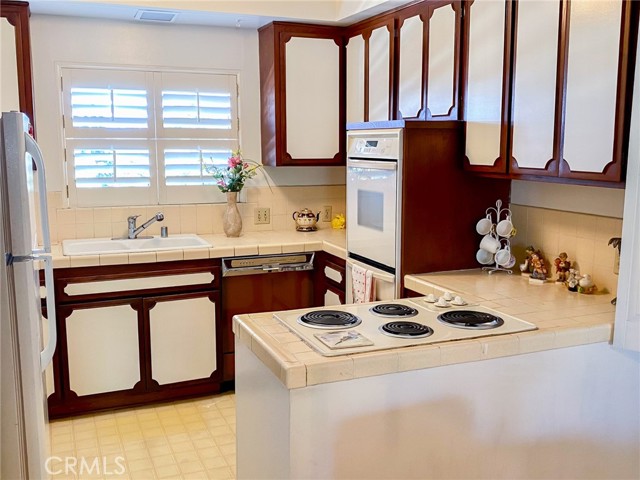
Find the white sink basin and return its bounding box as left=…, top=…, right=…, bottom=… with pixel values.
left=62, top=234, right=211, bottom=256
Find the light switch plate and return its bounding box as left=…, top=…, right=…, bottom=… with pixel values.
left=254, top=208, right=270, bottom=224
left=321, top=205, right=332, bottom=222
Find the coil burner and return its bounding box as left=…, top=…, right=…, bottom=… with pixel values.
left=298, top=310, right=362, bottom=329
left=370, top=303, right=419, bottom=318
left=379, top=321, right=434, bottom=338
left=437, top=310, right=504, bottom=330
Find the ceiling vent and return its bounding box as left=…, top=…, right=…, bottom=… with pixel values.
left=134, top=10, right=178, bottom=23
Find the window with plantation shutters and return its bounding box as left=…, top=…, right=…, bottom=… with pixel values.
left=61, top=67, right=240, bottom=207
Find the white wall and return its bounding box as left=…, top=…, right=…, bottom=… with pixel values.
left=30, top=14, right=345, bottom=197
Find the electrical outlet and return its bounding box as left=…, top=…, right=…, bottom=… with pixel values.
left=254, top=207, right=270, bottom=225
left=321, top=205, right=332, bottom=222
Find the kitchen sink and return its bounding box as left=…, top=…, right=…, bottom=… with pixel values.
left=62, top=234, right=211, bottom=256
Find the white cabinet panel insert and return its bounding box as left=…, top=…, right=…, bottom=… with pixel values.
left=150, top=296, right=217, bottom=385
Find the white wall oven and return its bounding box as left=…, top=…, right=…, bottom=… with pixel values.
left=346, top=128, right=402, bottom=301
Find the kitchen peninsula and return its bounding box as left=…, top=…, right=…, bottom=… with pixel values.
left=233, top=270, right=640, bottom=479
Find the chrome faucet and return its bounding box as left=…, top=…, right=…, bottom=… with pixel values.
left=127, top=212, right=164, bottom=239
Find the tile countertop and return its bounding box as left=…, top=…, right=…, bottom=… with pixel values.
left=49, top=228, right=346, bottom=268
left=232, top=269, right=615, bottom=390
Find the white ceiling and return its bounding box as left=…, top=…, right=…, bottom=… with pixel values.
left=27, top=0, right=414, bottom=28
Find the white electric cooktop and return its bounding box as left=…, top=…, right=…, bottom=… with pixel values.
left=273, top=297, right=536, bottom=357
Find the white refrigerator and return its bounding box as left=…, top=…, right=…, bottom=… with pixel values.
left=1, top=111, right=57, bottom=479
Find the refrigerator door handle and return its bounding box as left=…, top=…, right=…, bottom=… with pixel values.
left=39, top=254, right=57, bottom=371
left=24, top=133, right=52, bottom=255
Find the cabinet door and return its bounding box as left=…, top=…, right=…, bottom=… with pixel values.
left=396, top=1, right=460, bottom=121
left=259, top=23, right=345, bottom=166
left=313, top=251, right=346, bottom=307
left=64, top=301, right=142, bottom=397
left=368, top=24, right=392, bottom=121
left=346, top=34, right=365, bottom=124
left=1, top=17, right=19, bottom=112
left=398, top=14, right=425, bottom=119
left=147, top=292, right=219, bottom=386
left=561, top=0, right=627, bottom=182
left=285, top=36, right=341, bottom=161
left=463, top=0, right=512, bottom=172
left=426, top=2, right=459, bottom=119
left=0, top=2, right=34, bottom=129
left=510, top=0, right=561, bottom=175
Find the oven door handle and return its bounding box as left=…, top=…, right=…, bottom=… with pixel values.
left=347, top=159, right=397, bottom=170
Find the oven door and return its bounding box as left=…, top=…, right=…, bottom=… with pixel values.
left=346, top=158, right=398, bottom=269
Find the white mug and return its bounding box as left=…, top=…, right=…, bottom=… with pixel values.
left=479, top=234, right=500, bottom=254
left=495, top=246, right=514, bottom=267
left=476, top=248, right=494, bottom=265
left=496, top=216, right=514, bottom=238
left=475, top=215, right=493, bottom=235
left=502, top=255, right=517, bottom=269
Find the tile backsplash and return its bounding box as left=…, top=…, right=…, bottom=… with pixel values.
left=46, top=185, right=346, bottom=243
left=510, top=204, right=622, bottom=294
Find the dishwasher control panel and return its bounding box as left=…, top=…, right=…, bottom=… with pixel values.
left=222, top=252, right=315, bottom=277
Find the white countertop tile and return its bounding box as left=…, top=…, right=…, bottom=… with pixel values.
left=233, top=268, right=616, bottom=389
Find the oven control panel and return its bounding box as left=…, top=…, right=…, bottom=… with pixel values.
left=346, top=130, right=401, bottom=160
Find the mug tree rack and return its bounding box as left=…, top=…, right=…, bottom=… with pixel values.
left=477, top=199, right=514, bottom=275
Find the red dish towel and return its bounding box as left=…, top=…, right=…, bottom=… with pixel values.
left=352, top=263, right=375, bottom=303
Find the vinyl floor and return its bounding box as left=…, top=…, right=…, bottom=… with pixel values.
left=48, top=393, right=236, bottom=480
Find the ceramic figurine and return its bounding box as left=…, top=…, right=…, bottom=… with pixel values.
left=578, top=274, right=597, bottom=294
left=567, top=269, right=580, bottom=292
left=519, top=245, right=537, bottom=276
left=554, top=252, right=571, bottom=283
left=529, top=251, right=548, bottom=281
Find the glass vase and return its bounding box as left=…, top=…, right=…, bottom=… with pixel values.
left=223, top=191, right=242, bottom=237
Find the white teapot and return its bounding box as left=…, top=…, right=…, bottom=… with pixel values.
left=292, top=208, right=320, bottom=232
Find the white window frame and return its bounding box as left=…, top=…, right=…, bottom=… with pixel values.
left=61, top=65, right=240, bottom=207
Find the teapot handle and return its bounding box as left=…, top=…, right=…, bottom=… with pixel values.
left=292, top=212, right=298, bottom=221
left=315, top=212, right=320, bottom=221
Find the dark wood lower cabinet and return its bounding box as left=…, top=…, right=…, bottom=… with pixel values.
left=221, top=268, right=315, bottom=385
left=48, top=253, right=347, bottom=417
left=313, top=251, right=346, bottom=306
left=48, top=260, right=222, bottom=419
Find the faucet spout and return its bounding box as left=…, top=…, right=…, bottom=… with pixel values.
left=128, top=212, right=164, bottom=239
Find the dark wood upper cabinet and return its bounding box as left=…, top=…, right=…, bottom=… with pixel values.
left=463, top=0, right=638, bottom=185
left=258, top=22, right=346, bottom=166
left=396, top=1, right=462, bottom=121
left=345, top=1, right=462, bottom=124
left=554, top=0, right=636, bottom=184
left=345, top=18, right=394, bottom=123
left=461, top=0, right=513, bottom=174
left=1, top=0, right=35, bottom=131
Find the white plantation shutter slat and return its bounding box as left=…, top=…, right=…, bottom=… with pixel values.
left=71, top=87, right=149, bottom=129
left=162, top=90, right=232, bottom=129
left=163, top=148, right=231, bottom=186
left=72, top=148, right=151, bottom=188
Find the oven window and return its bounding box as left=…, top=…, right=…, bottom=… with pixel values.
left=357, top=190, right=383, bottom=231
